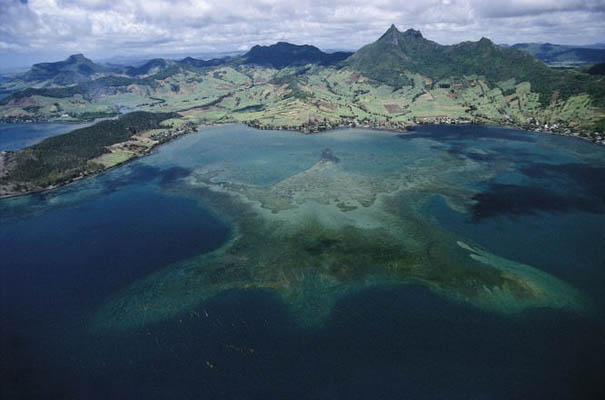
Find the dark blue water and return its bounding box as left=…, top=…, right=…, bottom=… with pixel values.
left=1, top=124, right=605, bottom=399
left=0, top=122, right=92, bottom=151
left=412, top=125, right=605, bottom=303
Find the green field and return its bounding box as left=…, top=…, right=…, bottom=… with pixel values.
left=2, top=62, right=603, bottom=138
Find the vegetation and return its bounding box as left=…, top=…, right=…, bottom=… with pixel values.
left=587, top=63, right=605, bottom=76
left=0, top=76, right=140, bottom=105
left=2, top=112, right=176, bottom=187
left=0, top=25, right=604, bottom=143
left=242, top=42, right=352, bottom=69
left=595, top=118, right=605, bottom=133
left=347, top=25, right=605, bottom=106
left=125, top=59, right=174, bottom=77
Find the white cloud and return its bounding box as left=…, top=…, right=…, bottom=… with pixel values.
left=0, top=0, right=604, bottom=67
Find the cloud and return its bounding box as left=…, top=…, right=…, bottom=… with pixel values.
left=0, top=0, right=604, bottom=67
left=474, top=0, right=605, bottom=18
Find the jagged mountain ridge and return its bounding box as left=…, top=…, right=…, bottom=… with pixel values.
left=347, top=25, right=545, bottom=86
left=346, top=25, right=603, bottom=105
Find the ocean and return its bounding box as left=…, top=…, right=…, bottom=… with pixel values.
left=1, top=124, right=604, bottom=399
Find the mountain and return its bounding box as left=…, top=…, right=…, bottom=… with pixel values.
left=1, top=25, right=603, bottom=139
left=242, top=42, right=352, bottom=69
left=21, top=54, right=113, bottom=85
left=124, top=56, right=229, bottom=77
left=512, top=43, right=605, bottom=65
left=125, top=58, right=176, bottom=77
left=178, top=56, right=226, bottom=68
left=347, top=25, right=443, bottom=87
left=347, top=25, right=602, bottom=105
left=99, top=51, right=244, bottom=66
left=348, top=25, right=546, bottom=86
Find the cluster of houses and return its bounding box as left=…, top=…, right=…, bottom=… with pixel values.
left=149, top=122, right=197, bottom=143
left=526, top=117, right=604, bottom=145
left=414, top=116, right=474, bottom=125
left=0, top=115, right=47, bottom=124
left=247, top=117, right=409, bottom=134
left=247, top=114, right=605, bottom=145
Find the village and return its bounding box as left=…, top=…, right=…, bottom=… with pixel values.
left=525, top=116, right=605, bottom=145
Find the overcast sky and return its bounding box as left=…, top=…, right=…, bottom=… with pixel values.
left=1, top=0, right=604, bottom=68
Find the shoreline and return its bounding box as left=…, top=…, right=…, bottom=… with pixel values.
left=0, top=120, right=205, bottom=200
left=1, top=119, right=603, bottom=201
left=2, top=108, right=603, bottom=145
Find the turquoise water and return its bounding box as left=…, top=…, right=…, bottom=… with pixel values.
left=0, top=121, right=92, bottom=151
left=1, top=124, right=604, bottom=398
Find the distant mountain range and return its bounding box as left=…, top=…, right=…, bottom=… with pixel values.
left=99, top=51, right=245, bottom=66
left=9, top=43, right=352, bottom=86
left=1, top=24, right=603, bottom=141
left=12, top=37, right=605, bottom=89
left=510, top=43, right=605, bottom=66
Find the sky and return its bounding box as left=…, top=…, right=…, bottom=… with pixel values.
left=1, top=0, right=604, bottom=68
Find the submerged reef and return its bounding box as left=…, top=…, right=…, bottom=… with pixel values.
left=92, top=145, right=587, bottom=332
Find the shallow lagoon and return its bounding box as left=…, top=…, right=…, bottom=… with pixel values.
left=1, top=124, right=604, bottom=399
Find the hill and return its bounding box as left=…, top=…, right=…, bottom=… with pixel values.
left=125, top=58, right=176, bottom=77
left=21, top=54, right=114, bottom=85
left=124, top=56, right=230, bottom=77
left=242, top=42, right=352, bottom=69
left=179, top=56, right=226, bottom=69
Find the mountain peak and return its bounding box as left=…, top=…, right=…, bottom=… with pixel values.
left=477, top=37, right=494, bottom=46
left=347, top=28, right=538, bottom=89
left=22, top=53, right=107, bottom=84
left=379, top=25, right=424, bottom=46
left=379, top=24, right=401, bottom=44
left=403, top=28, right=423, bottom=39
left=67, top=54, right=90, bottom=63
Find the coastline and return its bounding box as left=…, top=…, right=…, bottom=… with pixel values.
left=0, top=119, right=201, bottom=199
left=1, top=118, right=603, bottom=201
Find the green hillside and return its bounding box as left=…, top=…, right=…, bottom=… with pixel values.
left=347, top=25, right=605, bottom=106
